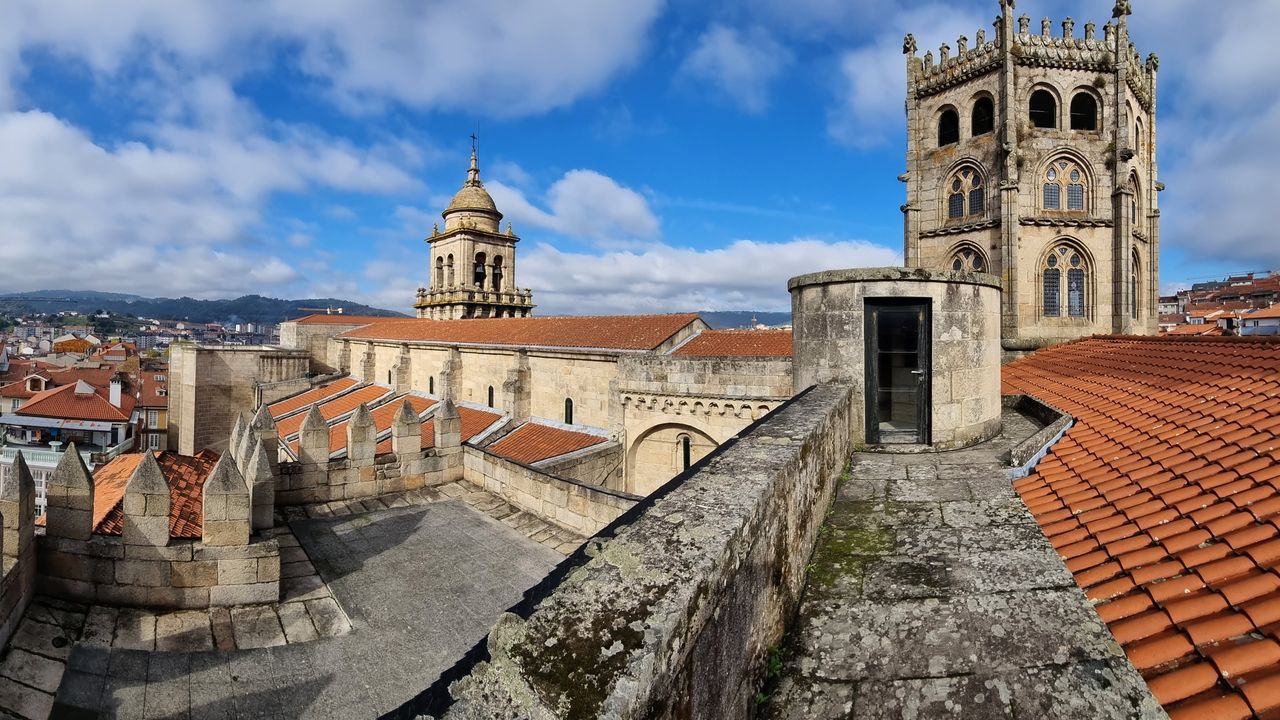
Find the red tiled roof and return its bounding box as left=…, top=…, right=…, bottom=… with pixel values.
left=269, top=377, right=360, bottom=419
left=275, top=384, right=393, bottom=439
left=374, top=405, right=503, bottom=454
left=17, top=382, right=134, bottom=422
left=1004, top=335, right=1280, bottom=719
left=290, top=314, right=400, bottom=325
left=672, top=329, right=793, bottom=357
left=1248, top=306, right=1280, bottom=320
left=297, top=394, right=437, bottom=455
left=1162, top=324, right=1224, bottom=336
left=337, top=314, right=701, bottom=352
left=92, top=449, right=218, bottom=539
left=487, top=422, right=607, bottom=465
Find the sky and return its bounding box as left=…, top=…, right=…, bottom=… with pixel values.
left=0, top=0, right=1275, bottom=316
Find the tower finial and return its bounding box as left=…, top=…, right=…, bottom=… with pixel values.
left=466, top=133, right=480, bottom=186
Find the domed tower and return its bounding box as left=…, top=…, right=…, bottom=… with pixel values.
left=901, top=0, right=1159, bottom=354
left=413, top=143, right=535, bottom=320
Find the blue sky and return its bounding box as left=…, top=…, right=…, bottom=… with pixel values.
left=0, top=0, right=1275, bottom=315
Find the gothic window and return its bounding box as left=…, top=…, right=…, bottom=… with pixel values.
left=492, top=256, right=504, bottom=291
left=949, top=245, right=987, bottom=273
left=1042, top=244, right=1088, bottom=318
left=1130, top=173, right=1141, bottom=223
left=938, top=109, right=960, bottom=146
left=473, top=252, right=487, bottom=287
left=1030, top=89, right=1057, bottom=129
left=1135, top=118, right=1143, bottom=150
left=1069, top=93, right=1098, bottom=131
left=564, top=398, right=573, bottom=425
left=1131, top=250, right=1141, bottom=320
left=678, top=434, right=692, bottom=471
left=435, top=256, right=444, bottom=288
left=1043, top=159, right=1087, bottom=212
left=972, top=97, right=994, bottom=136
left=945, top=166, right=984, bottom=220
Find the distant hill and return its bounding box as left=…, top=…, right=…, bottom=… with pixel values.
left=0, top=291, right=405, bottom=325
left=698, top=311, right=791, bottom=329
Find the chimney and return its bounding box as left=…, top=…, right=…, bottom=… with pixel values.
left=109, top=378, right=122, bottom=408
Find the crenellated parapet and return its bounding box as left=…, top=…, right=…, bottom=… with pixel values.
left=909, top=26, right=1001, bottom=98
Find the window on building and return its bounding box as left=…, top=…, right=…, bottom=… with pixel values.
left=938, top=109, right=960, bottom=146
left=949, top=246, right=987, bottom=273
left=1029, top=89, right=1057, bottom=128
left=492, top=256, right=504, bottom=292
left=147, top=433, right=161, bottom=450
left=147, top=410, right=159, bottom=427
left=436, top=256, right=444, bottom=288
left=387, top=370, right=392, bottom=385
left=1043, top=244, right=1088, bottom=318
left=1069, top=93, right=1098, bottom=130
left=1043, top=159, right=1087, bottom=212
left=564, top=398, right=573, bottom=425
left=429, top=376, right=435, bottom=394
left=473, top=252, right=487, bottom=288
left=679, top=434, right=692, bottom=471
left=487, top=385, right=495, bottom=408
left=945, top=166, right=984, bottom=221
left=1131, top=251, right=1142, bottom=321
left=971, top=97, right=994, bottom=136
left=446, top=254, right=455, bottom=286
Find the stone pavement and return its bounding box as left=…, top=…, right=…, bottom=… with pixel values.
left=765, top=408, right=1167, bottom=720
left=41, top=499, right=562, bottom=719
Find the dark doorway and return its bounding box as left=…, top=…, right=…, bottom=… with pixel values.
left=865, top=299, right=931, bottom=445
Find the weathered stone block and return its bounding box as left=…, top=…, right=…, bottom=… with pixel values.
left=211, top=582, right=279, bottom=607
left=217, top=558, right=259, bottom=585
left=114, top=559, right=171, bottom=587
left=171, top=560, right=219, bottom=588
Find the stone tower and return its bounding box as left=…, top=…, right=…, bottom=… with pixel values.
left=414, top=145, right=535, bottom=320
left=902, top=0, right=1159, bottom=352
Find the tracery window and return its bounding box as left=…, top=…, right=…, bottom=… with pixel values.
left=1043, top=159, right=1086, bottom=212
left=949, top=246, right=987, bottom=273
left=945, top=166, right=985, bottom=220
left=1043, top=244, right=1088, bottom=318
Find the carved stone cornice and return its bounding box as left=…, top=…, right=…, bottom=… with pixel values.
left=619, top=392, right=782, bottom=419
left=915, top=45, right=1001, bottom=98
left=1019, top=217, right=1114, bottom=228
left=920, top=218, right=1002, bottom=238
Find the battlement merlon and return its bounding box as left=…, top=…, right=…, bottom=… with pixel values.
left=905, top=0, right=1156, bottom=107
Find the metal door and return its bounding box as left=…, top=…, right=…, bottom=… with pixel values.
left=865, top=299, right=931, bottom=445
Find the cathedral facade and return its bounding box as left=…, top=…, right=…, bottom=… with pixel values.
left=902, top=0, right=1160, bottom=352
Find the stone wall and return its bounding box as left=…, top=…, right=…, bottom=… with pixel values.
left=536, top=441, right=624, bottom=491
left=412, top=384, right=854, bottom=719
left=169, top=344, right=310, bottom=455
left=0, top=454, right=38, bottom=651
left=790, top=267, right=1003, bottom=450
left=279, top=320, right=376, bottom=374
left=461, top=445, right=638, bottom=537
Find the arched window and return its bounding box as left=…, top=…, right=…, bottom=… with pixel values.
left=1043, top=158, right=1087, bottom=212
left=446, top=254, right=455, bottom=286
left=678, top=434, right=692, bottom=471
left=1043, top=244, right=1088, bottom=318
left=1069, top=93, right=1098, bottom=131
left=971, top=97, right=994, bottom=136
left=492, top=256, right=504, bottom=291
left=429, top=376, right=434, bottom=394
left=387, top=370, right=392, bottom=385
left=945, top=165, right=984, bottom=220
left=435, top=256, right=444, bottom=288
left=1135, top=117, right=1143, bottom=150
left=1129, top=173, right=1141, bottom=224
left=1030, top=89, right=1057, bottom=129
left=950, top=245, right=987, bottom=273
left=487, top=385, right=495, bottom=408
left=1130, top=250, right=1141, bottom=321
left=564, top=398, right=573, bottom=425
left=473, top=252, right=487, bottom=288
left=938, top=108, right=960, bottom=146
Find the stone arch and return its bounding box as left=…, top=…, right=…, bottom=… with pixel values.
left=942, top=159, right=988, bottom=222
left=1038, top=149, right=1096, bottom=214
left=626, top=422, right=718, bottom=496
left=937, top=104, right=960, bottom=147
left=1037, top=237, right=1096, bottom=320
left=1130, top=246, right=1143, bottom=321
left=970, top=92, right=995, bottom=137
left=1068, top=86, right=1102, bottom=131
left=1027, top=83, right=1062, bottom=129
left=945, top=240, right=989, bottom=274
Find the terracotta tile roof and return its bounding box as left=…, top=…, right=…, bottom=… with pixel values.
left=16, top=382, right=134, bottom=422
left=275, top=384, right=393, bottom=439
left=1004, top=335, right=1280, bottom=718
left=92, top=450, right=218, bottom=539
left=290, top=314, right=402, bottom=325
left=1162, top=324, right=1224, bottom=336
left=268, top=378, right=360, bottom=419
left=486, top=421, right=607, bottom=465
left=1247, top=306, right=1280, bottom=320
left=375, top=406, right=504, bottom=454
left=337, top=313, right=701, bottom=352
left=671, top=329, right=793, bottom=357
left=294, top=394, right=437, bottom=456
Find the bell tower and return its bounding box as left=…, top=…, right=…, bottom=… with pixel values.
left=414, top=140, right=536, bottom=320
left=902, top=0, right=1159, bottom=353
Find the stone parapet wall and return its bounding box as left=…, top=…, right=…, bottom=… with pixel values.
left=535, top=441, right=624, bottom=491
left=35, top=535, right=279, bottom=609
left=413, top=384, right=853, bottom=718
left=0, top=455, right=37, bottom=652
left=618, top=354, right=792, bottom=399
left=275, top=450, right=443, bottom=506
left=462, top=446, right=638, bottom=537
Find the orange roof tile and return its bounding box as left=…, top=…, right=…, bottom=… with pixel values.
left=92, top=450, right=217, bottom=539
left=17, top=382, right=134, bottom=422
left=374, top=405, right=504, bottom=454
left=289, top=314, right=402, bottom=325
left=274, top=384, right=392, bottom=438
left=1246, top=306, right=1280, bottom=320
left=1005, top=335, right=1280, bottom=718
left=487, top=422, right=607, bottom=465
left=337, top=314, right=701, bottom=352
left=317, top=394, right=436, bottom=455
left=671, top=329, right=793, bottom=358
left=268, top=377, right=360, bottom=419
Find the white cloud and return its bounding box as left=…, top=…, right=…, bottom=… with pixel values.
left=0, top=0, right=665, bottom=118
left=488, top=170, right=660, bottom=245
left=679, top=25, right=792, bottom=113
left=520, top=237, right=902, bottom=315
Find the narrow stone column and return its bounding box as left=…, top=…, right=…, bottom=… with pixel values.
left=434, top=399, right=463, bottom=483
left=123, top=453, right=171, bottom=547
left=392, top=399, right=422, bottom=456
left=298, top=404, right=331, bottom=466
left=346, top=403, right=377, bottom=463
left=246, top=442, right=275, bottom=531
left=0, top=452, right=36, bottom=562
left=502, top=351, right=531, bottom=423
left=46, top=444, right=95, bottom=540
left=202, top=454, right=251, bottom=547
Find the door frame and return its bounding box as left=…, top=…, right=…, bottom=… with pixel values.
left=864, top=297, right=932, bottom=445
